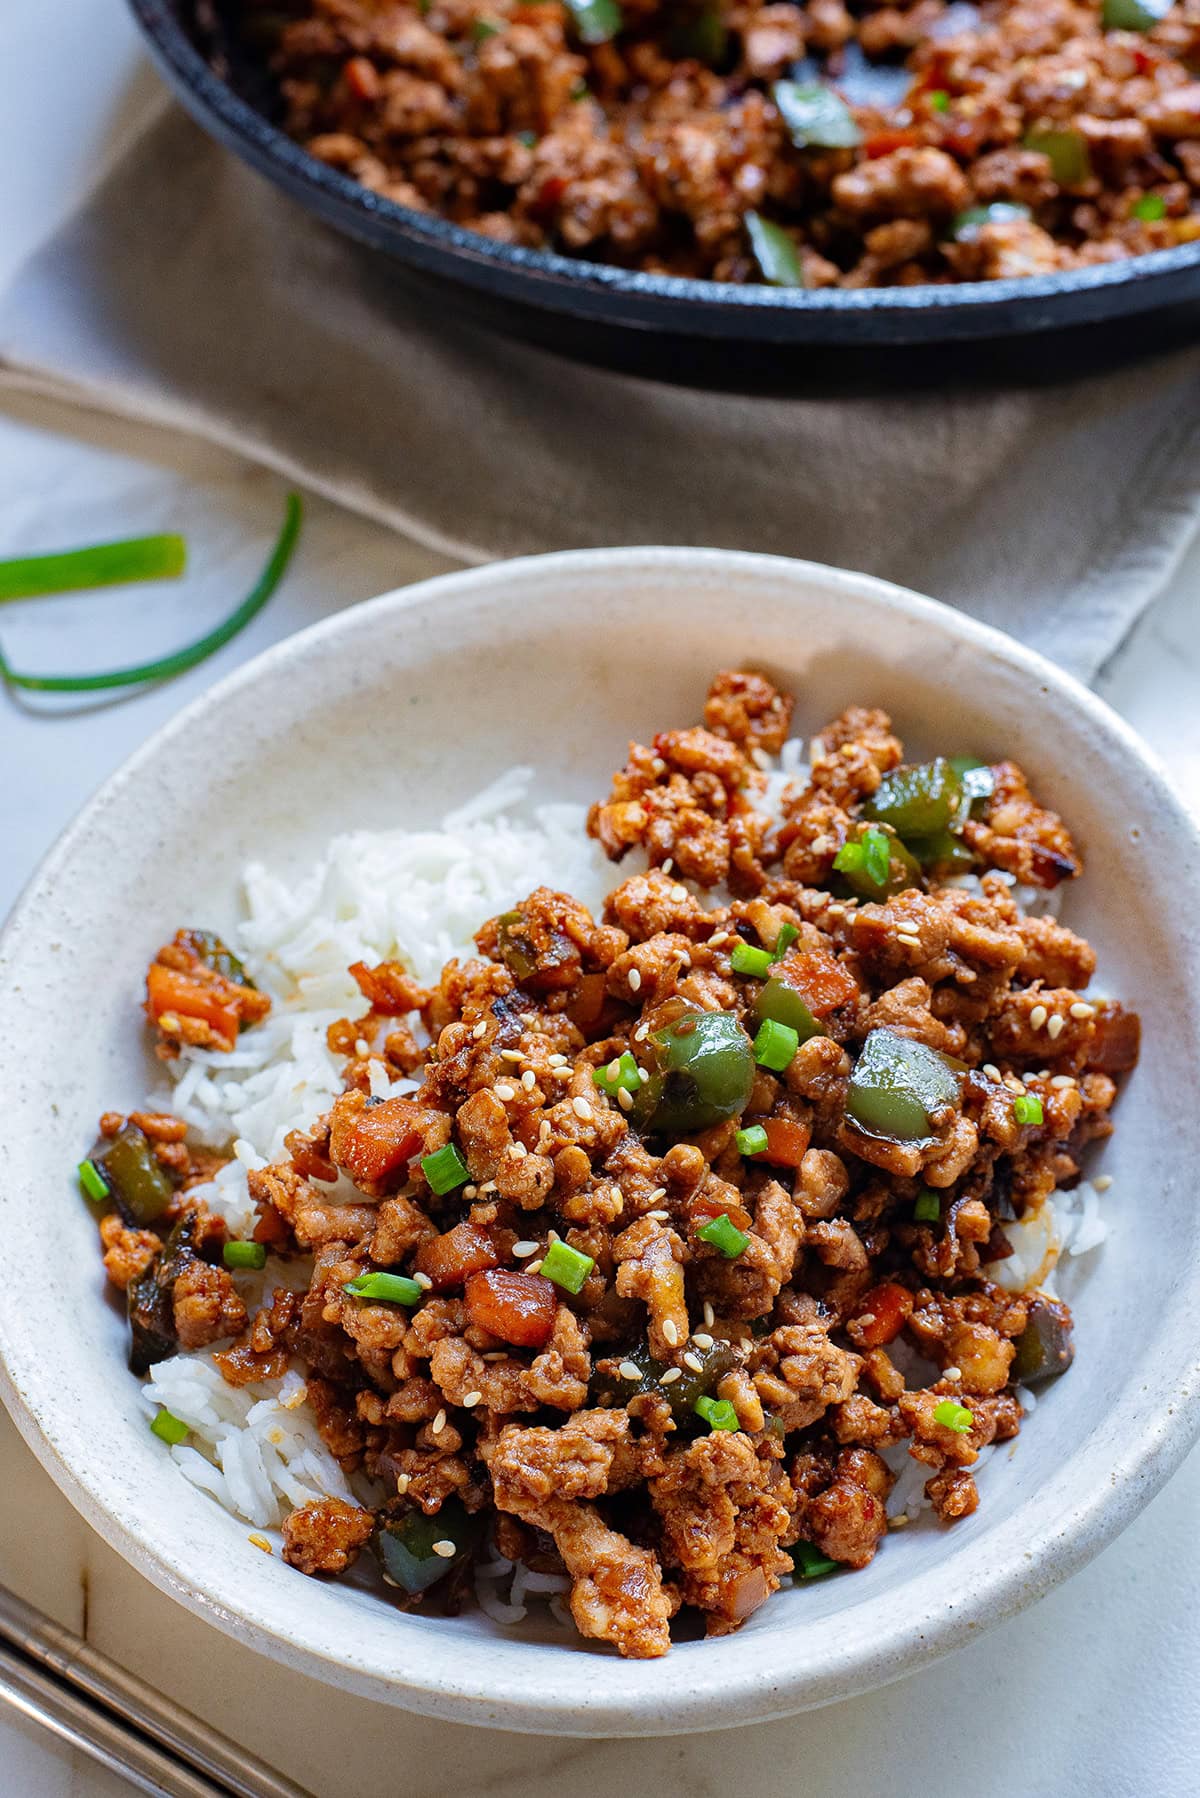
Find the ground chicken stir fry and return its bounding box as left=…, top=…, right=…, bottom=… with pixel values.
left=238, top=0, right=1200, bottom=285
left=85, top=670, right=1139, bottom=1658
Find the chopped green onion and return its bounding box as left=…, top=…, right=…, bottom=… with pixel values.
left=696, top=1213, right=750, bottom=1259
left=593, top=1050, right=642, bottom=1097
left=772, top=80, right=861, bottom=150
left=539, top=1238, right=595, bottom=1294
left=78, top=1158, right=110, bottom=1203
left=1131, top=192, right=1167, bottom=222
left=754, top=1017, right=799, bottom=1072
left=223, top=1240, right=268, bottom=1271
left=516, top=130, right=538, bottom=148
left=421, top=1143, right=471, bottom=1194
left=735, top=1124, right=769, bottom=1158
left=929, top=88, right=950, bottom=112
left=745, top=212, right=805, bottom=287
left=0, top=532, right=186, bottom=605
left=932, top=1398, right=974, bottom=1433
left=563, top=0, right=622, bottom=45
left=791, top=1539, right=839, bottom=1579
left=150, top=1407, right=189, bottom=1446
left=771, top=922, right=800, bottom=961
left=913, top=1189, right=941, bottom=1223
left=1012, top=1093, right=1044, bottom=1126
left=343, top=1272, right=423, bottom=1306
left=471, top=16, right=501, bottom=39
left=0, top=493, right=301, bottom=693
left=694, top=1395, right=741, bottom=1432
left=833, top=840, right=867, bottom=877
left=731, top=942, right=773, bottom=978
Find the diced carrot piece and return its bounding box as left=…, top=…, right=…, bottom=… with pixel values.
left=853, top=1282, right=913, bottom=1348
left=775, top=947, right=858, bottom=1016
left=464, top=1269, right=557, bottom=1347
left=863, top=128, right=919, bottom=158
left=752, top=1117, right=812, bottom=1168
left=415, top=1222, right=500, bottom=1293
left=146, top=962, right=240, bottom=1048
left=689, top=1189, right=754, bottom=1232
left=338, top=1098, right=423, bottom=1186
left=343, top=55, right=380, bottom=101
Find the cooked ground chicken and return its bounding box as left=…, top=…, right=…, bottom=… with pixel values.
left=90, top=669, right=1136, bottom=1657
left=234, top=0, right=1200, bottom=286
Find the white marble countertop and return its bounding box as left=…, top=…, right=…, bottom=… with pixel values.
left=2, top=5, right=1199, bottom=1794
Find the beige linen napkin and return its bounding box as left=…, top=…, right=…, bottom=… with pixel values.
left=3, top=103, right=1200, bottom=678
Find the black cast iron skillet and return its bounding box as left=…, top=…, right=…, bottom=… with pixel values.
left=128, top=0, right=1200, bottom=387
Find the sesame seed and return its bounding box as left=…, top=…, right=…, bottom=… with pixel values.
left=628, top=968, right=642, bottom=992
left=619, top=1360, right=643, bottom=1381
left=248, top=1534, right=273, bottom=1554
left=495, top=1082, right=516, bottom=1101
left=647, top=1209, right=670, bottom=1222
left=662, top=858, right=674, bottom=873
left=463, top=1184, right=478, bottom=1200
left=472, top=1022, right=487, bottom=1040
left=354, top=1038, right=370, bottom=1058
left=413, top=1271, right=432, bottom=1290
left=983, top=1063, right=1002, bottom=1082
left=660, top=1368, right=682, bottom=1385
left=703, top=1302, right=715, bottom=1328
left=463, top=1391, right=483, bottom=1408
left=1094, top=1174, right=1113, bottom=1192
left=1047, top=1015, right=1065, bottom=1041
left=525, top=1260, right=543, bottom=1276
left=709, top=931, right=731, bottom=947
left=943, top=1365, right=962, bottom=1381
left=1029, top=1004, right=1048, bottom=1030
left=671, top=885, right=689, bottom=904
left=1070, top=1001, right=1095, bottom=1020
left=431, top=1540, right=457, bottom=1558
left=513, top=1240, right=539, bottom=1257
left=692, top=1332, right=714, bottom=1350
left=889, top=1513, right=910, bottom=1530
left=1003, top=1075, right=1025, bottom=1094
left=395, top=1473, right=410, bottom=1494
left=509, top=1141, right=528, bottom=1159
left=1050, top=1074, right=1075, bottom=1089
left=522, top=1070, right=536, bottom=1091
left=633, top=1023, right=650, bottom=1042
left=617, top=1087, right=634, bottom=1112
left=482, top=1350, right=508, bottom=1361
left=637, top=1068, right=650, bottom=1085
left=683, top=1352, right=704, bottom=1374
left=431, top=1409, right=447, bottom=1435
left=647, top=1187, right=667, bottom=1204
left=897, top=933, right=922, bottom=950
left=572, top=1096, right=594, bottom=1121
left=500, top=1048, right=525, bottom=1063
left=607, top=1058, right=622, bottom=1080
left=662, top=1318, right=679, bottom=1346
left=652, top=761, right=667, bottom=777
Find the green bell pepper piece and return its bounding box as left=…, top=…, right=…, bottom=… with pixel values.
left=635, top=1011, right=755, bottom=1136
left=772, top=80, right=861, bottom=150
left=752, top=975, right=824, bottom=1043
left=745, top=213, right=805, bottom=288
left=846, top=1027, right=961, bottom=1143
left=864, top=758, right=964, bottom=841
left=1023, top=128, right=1092, bottom=185
left=375, top=1499, right=483, bottom=1595
left=1102, top=0, right=1171, bottom=29
left=1011, top=1295, right=1075, bottom=1385
left=593, top=1337, right=736, bottom=1426
left=91, top=1122, right=174, bottom=1226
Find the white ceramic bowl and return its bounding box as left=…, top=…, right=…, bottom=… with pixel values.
left=1, top=549, right=1198, bottom=1737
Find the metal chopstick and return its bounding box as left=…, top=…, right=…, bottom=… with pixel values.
left=0, top=1584, right=314, bottom=1798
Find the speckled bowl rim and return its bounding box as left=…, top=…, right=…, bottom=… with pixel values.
left=1, top=548, right=1198, bottom=1736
